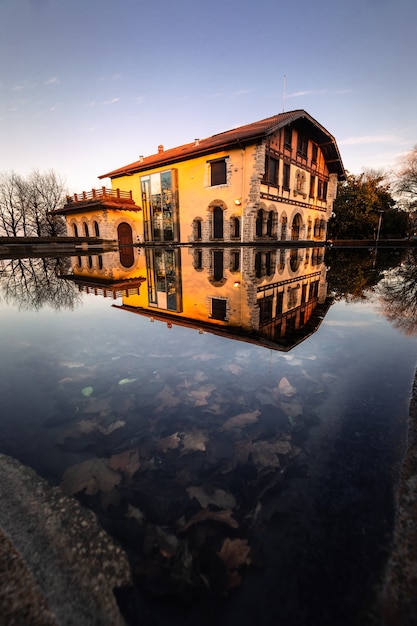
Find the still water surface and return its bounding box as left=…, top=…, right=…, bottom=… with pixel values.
left=1, top=246, right=417, bottom=625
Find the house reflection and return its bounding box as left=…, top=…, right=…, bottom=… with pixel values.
left=64, top=245, right=331, bottom=351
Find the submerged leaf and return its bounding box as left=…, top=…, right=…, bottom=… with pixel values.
left=179, top=508, right=238, bottom=532
left=277, top=377, right=296, bottom=397
left=82, top=386, right=93, bottom=397
left=118, top=378, right=137, bottom=385
left=109, top=448, right=140, bottom=479
left=60, top=458, right=121, bottom=495
left=156, top=432, right=181, bottom=453
left=221, top=410, right=260, bottom=431
left=218, top=538, right=251, bottom=589
left=186, top=486, right=236, bottom=509
left=181, top=429, right=209, bottom=453
left=155, top=386, right=181, bottom=412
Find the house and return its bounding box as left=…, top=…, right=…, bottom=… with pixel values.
left=64, top=243, right=331, bottom=352
left=56, top=109, right=345, bottom=245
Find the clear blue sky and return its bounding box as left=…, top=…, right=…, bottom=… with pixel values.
left=1, top=0, right=416, bottom=193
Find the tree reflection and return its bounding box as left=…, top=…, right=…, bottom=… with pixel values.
left=0, top=256, right=82, bottom=311
left=377, top=248, right=417, bottom=335
left=326, top=248, right=404, bottom=302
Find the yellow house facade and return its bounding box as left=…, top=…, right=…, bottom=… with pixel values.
left=56, top=110, right=345, bottom=246
left=64, top=243, right=330, bottom=352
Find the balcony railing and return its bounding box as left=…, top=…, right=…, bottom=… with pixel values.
left=65, top=187, right=134, bottom=205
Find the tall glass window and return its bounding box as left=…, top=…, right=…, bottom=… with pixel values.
left=141, top=170, right=178, bottom=242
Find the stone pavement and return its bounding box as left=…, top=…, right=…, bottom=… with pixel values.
left=0, top=454, right=131, bottom=626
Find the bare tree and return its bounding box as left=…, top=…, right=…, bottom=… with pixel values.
left=0, top=169, right=67, bottom=237
left=26, top=169, right=67, bottom=236
left=394, top=145, right=417, bottom=211
left=0, top=171, right=28, bottom=235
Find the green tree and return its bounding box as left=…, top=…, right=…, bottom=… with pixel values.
left=328, top=170, right=400, bottom=240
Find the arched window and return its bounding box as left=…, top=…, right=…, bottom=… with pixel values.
left=117, top=222, right=134, bottom=268
left=83, top=222, right=89, bottom=237
left=290, top=249, right=301, bottom=272
left=281, top=215, right=288, bottom=241
left=291, top=214, right=302, bottom=241
left=231, top=217, right=240, bottom=239
left=73, top=223, right=78, bottom=237
left=213, top=250, right=224, bottom=281
left=193, top=218, right=202, bottom=240
left=255, top=209, right=264, bottom=237
left=266, top=211, right=274, bottom=237
left=194, top=249, right=203, bottom=270
left=93, top=221, right=100, bottom=237
left=213, top=207, right=223, bottom=239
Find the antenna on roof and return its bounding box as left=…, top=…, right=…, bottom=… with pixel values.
left=282, top=74, right=286, bottom=113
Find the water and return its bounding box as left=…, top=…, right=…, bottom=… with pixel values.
left=1, top=246, right=417, bottom=625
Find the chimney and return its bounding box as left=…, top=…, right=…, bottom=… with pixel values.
left=139, top=155, right=144, bottom=162
left=194, top=138, right=200, bottom=146
left=158, top=144, right=164, bottom=153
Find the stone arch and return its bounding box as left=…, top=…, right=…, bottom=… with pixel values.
left=117, top=222, right=134, bottom=268
left=192, top=217, right=203, bottom=241
left=207, top=199, right=227, bottom=240
left=255, top=202, right=267, bottom=238
left=208, top=249, right=227, bottom=286
left=230, top=215, right=241, bottom=239
left=291, top=213, right=303, bottom=241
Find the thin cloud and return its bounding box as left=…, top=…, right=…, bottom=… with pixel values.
left=98, top=74, right=123, bottom=81
left=103, top=97, right=121, bottom=105
left=44, top=76, right=60, bottom=85
left=234, top=89, right=253, bottom=96
left=287, top=89, right=328, bottom=98
left=340, top=134, right=400, bottom=146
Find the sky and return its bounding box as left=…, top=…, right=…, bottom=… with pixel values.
left=1, top=0, right=416, bottom=194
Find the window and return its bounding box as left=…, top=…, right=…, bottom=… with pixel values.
left=194, top=249, right=203, bottom=270
left=284, top=127, right=292, bottom=149
left=297, top=135, right=308, bottom=159
left=212, top=206, right=224, bottom=239
left=231, top=216, right=240, bottom=239
left=141, top=169, right=178, bottom=242
left=211, top=298, right=227, bottom=321
left=209, top=159, right=227, bottom=186
left=73, top=224, right=78, bottom=237
left=259, top=297, right=273, bottom=324
left=230, top=251, right=240, bottom=272
left=263, top=154, right=279, bottom=186
left=283, top=163, right=290, bottom=190
left=193, top=219, right=202, bottom=240
left=213, top=250, right=224, bottom=281
left=93, top=221, right=100, bottom=237
left=312, top=144, right=318, bottom=164
left=255, top=209, right=264, bottom=238
left=83, top=223, right=89, bottom=237
left=309, top=175, right=316, bottom=198
left=318, top=179, right=328, bottom=201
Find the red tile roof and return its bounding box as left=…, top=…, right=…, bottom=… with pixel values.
left=99, top=109, right=345, bottom=179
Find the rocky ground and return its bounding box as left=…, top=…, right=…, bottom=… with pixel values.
left=0, top=454, right=131, bottom=626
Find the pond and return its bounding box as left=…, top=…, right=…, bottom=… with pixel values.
left=1, top=245, right=417, bottom=626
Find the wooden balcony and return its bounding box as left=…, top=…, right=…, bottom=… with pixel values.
left=65, top=187, right=135, bottom=205
left=56, top=187, right=141, bottom=215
